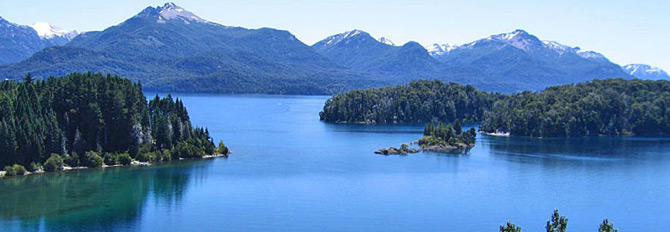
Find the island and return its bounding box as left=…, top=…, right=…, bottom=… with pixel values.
left=321, top=79, right=670, bottom=138
left=1, top=73, right=229, bottom=178
left=480, top=79, right=670, bottom=137
left=319, top=80, right=502, bottom=124
left=375, top=120, right=477, bottom=155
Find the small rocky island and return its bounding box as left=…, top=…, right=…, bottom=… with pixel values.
left=375, top=120, right=477, bottom=155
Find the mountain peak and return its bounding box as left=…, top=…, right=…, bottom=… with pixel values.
left=135, top=2, right=208, bottom=24
left=29, top=22, right=78, bottom=40
left=488, top=29, right=541, bottom=51
left=164, top=2, right=178, bottom=8
left=425, top=43, right=457, bottom=56
left=623, top=64, right=669, bottom=80
left=377, top=36, right=395, bottom=46
left=313, top=29, right=376, bottom=48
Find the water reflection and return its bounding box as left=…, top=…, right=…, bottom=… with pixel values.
left=483, top=135, right=670, bottom=164
left=0, top=160, right=214, bottom=231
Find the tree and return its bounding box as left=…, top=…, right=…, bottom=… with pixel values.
left=24, top=73, right=33, bottom=85
left=0, top=73, right=221, bottom=170
left=43, top=154, right=64, bottom=172
left=546, top=210, right=568, bottom=232
left=454, top=119, right=463, bottom=134
left=218, top=140, right=228, bottom=155
left=500, top=221, right=522, bottom=232
left=598, top=219, right=617, bottom=232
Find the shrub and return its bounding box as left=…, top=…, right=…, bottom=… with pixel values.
left=27, top=162, right=39, bottom=172
left=64, top=153, right=80, bottom=167
left=137, top=152, right=156, bottom=162
left=3, top=164, right=27, bottom=177
left=44, top=154, right=64, bottom=172
left=84, top=151, right=104, bottom=168
left=218, top=140, right=229, bottom=155
left=159, top=150, right=172, bottom=162
left=4, top=165, right=17, bottom=177
left=118, top=153, right=132, bottom=166
left=103, top=153, right=119, bottom=166
left=13, top=164, right=27, bottom=175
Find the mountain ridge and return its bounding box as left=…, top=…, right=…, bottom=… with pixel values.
left=0, top=16, right=78, bottom=64
left=0, top=3, right=664, bottom=94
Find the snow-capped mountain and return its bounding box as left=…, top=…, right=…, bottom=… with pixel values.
left=0, top=16, right=78, bottom=64
left=425, top=43, right=457, bottom=57
left=430, top=29, right=610, bottom=63
left=377, top=37, right=395, bottom=46
left=29, top=22, right=78, bottom=40
left=623, top=64, right=669, bottom=80
left=3, top=2, right=346, bottom=94
left=312, top=29, right=440, bottom=76
left=135, top=2, right=209, bottom=24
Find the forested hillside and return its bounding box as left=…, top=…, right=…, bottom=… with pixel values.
left=319, top=80, right=503, bottom=123
left=0, top=73, right=224, bottom=171
left=480, top=79, right=670, bottom=137
left=321, top=79, right=670, bottom=138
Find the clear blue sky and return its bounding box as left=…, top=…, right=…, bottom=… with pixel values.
left=2, top=0, right=669, bottom=70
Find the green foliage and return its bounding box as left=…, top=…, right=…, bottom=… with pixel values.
left=500, top=221, right=522, bottom=232
left=325, top=78, right=670, bottom=138
left=546, top=210, right=568, bottom=232
left=137, top=152, right=156, bottom=163
left=43, top=154, right=64, bottom=172
left=0, top=72, right=222, bottom=169
left=3, top=166, right=16, bottom=176
left=218, top=140, right=229, bottom=155
left=103, top=153, right=119, bottom=166
left=598, top=219, right=617, bottom=232
left=481, top=79, right=670, bottom=137
left=27, top=162, right=39, bottom=172
left=320, top=80, right=502, bottom=123
left=3, top=164, right=26, bottom=176
left=64, top=153, right=79, bottom=167
left=419, top=122, right=476, bottom=147
left=118, top=153, right=132, bottom=166
left=84, top=151, right=103, bottom=168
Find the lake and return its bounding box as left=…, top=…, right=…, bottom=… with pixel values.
left=1, top=94, right=669, bottom=231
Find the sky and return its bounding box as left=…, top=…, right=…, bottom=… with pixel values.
left=1, top=0, right=669, bottom=71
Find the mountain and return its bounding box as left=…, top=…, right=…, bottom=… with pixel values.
left=0, top=5, right=650, bottom=94
left=312, top=30, right=441, bottom=81
left=623, top=64, right=669, bottom=80
left=0, top=3, right=374, bottom=94
left=0, top=16, right=78, bottom=64
left=427, top=29, right=631, bottom=91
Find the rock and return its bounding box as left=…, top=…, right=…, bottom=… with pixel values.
left=375, top=146, right=421, bottom=155
left=422, top=143, right=474, bottom=154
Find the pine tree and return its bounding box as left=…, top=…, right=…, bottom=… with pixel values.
left=546, top=210, right=568, bottom=232
left=598, top=219, right=617, bottom=232
left=500, top=221, right=522, bottom=232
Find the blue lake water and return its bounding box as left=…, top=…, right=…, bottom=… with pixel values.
left=1, top=94, right=669, bottom=231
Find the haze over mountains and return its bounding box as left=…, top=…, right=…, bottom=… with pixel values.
left=622, top=64, right=670, bottom=80
left=0, top=2, right=665, bottom=94
left=0, top=17, right=78, bottom=64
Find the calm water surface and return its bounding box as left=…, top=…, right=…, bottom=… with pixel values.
left=1, top=94, right=669, bottom=231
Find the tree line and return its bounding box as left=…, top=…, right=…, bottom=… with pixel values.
left=1, top=72, right=226, bottom=175
left=321, top=79, right=670, bottom=137
left=319, top=80, right=503, bottom=124
left=419, top=119, right=476, bottom=148
left=480, top=78, right=670, bottom=137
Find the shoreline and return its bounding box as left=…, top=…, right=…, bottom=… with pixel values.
left=0, top=153, right=229, bottom=179
left=479, top=131, right=511, bottom=137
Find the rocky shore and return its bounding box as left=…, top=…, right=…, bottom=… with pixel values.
left=1, top=152, right=229, bottom=178
left=375, top=142, right=474, bottom=155
left=374, top=146, right=421, bottom=155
